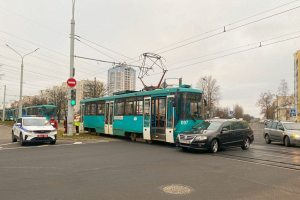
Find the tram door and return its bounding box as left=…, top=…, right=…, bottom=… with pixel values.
left=143, top=97, right=151, bottom=140
left=166, top=95, right=175, bottom=143
left=104, top=101, right=114, bottom=135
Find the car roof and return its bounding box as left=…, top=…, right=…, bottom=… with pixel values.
left=205, top=119, right=244, bottom=122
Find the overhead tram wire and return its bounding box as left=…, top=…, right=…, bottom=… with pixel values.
left=165, top=30, right=300, bottom=67
left=125, top=2, right=300, bottom=65
left=141, top=35, right=300, bottom=79
left=1, top=65, right=65, bottom=82
left=155, top=5, right=300, bottom=55
left=0, top=5, right=130, bottom=64
left=151, top=0, right=299, bottom=53
left=1, top=45, right=103, bottom=76
left=0, top=30, right=110, bottom=73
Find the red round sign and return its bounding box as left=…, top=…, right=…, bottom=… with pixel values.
left=67, top=78, right=76, bottom=87
left=211, top=102, right=213, bottom=106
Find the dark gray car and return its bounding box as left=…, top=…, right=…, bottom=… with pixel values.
left=176, top=119, right=254, bottom=153
left=263, top=121, right=300, bottom=147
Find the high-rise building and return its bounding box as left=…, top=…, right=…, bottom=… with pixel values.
left=107, top=64, right=136, bottom=96
left=294, top=50, right=300, bottom=121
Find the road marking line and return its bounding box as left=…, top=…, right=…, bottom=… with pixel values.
left=0, top=143, right=13, bottom=146
left=74, top=142, right=82, bottom=144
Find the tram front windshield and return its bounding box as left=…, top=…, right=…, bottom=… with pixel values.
left=179, top=93, right=202, bottom=120
left=45, top=107, right=56, bottom=117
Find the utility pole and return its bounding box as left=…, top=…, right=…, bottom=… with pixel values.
left=6, top=45, right=39, bottom=118
left=67, top=0, right=76, bottom=136
left=2, top=85, right=6, bottom=121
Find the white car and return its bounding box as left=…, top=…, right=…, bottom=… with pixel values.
left=12, top=116, right=57, bottom=146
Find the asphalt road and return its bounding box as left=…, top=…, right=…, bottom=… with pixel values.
left=1, top=123, right=300, bottom=200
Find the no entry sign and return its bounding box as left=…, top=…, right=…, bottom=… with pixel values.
left=67, top=78, right=77, bottom=87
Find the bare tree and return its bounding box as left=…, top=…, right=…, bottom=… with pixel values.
left=214, top=106, right=230, bottom=119
left=83, top=78, right=107, bottom=99
left=243, top=114, right=251, bottom=121
left=196, top=75, right=221, bottom=117
left=256, top=92, right=275, bottom=119
left=30, top=96, right=42, bottom=106
left=48, top=87, right=67, bottom=122
left=234, top=104, right=244, bottom=119
left=277, top=79, right=292, bottom=120
left=278, top=79, right=289, bottom=96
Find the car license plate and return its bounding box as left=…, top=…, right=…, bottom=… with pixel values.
left=37, top=135, right=48, bottom=138
left=180, top=140, right=190, bottom=144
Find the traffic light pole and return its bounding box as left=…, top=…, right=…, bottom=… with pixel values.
left=67, top=0, right=76, bottom=136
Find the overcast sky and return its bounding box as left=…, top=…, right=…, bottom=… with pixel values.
left=0, top=0, right=300, bottom=117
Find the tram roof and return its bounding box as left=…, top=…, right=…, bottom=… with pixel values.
left=25, top=105, right=56, bottom=108
left=80, top=87, right=202, bottom=103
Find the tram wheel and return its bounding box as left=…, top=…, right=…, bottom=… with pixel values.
left=130, top=133, right=137, bottom=141
left=146, top=140, right=153, bottom=144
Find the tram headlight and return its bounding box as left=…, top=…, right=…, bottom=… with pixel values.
left=195, top=136, right=207, bottom=141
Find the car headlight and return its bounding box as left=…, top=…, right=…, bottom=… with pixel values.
left=195, top=136, right=207, bottom=140
left=293, top=134, right=300, bottom=138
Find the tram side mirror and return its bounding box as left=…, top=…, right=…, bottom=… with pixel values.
left=204, top=99, right=207, bottom=107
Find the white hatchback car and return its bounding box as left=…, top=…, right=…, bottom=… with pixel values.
left=12, top=116, right=57, bottom=145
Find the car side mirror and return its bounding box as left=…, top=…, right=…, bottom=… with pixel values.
left=16, top=123, right=21, bottom=126
left=221, top=127, right=228, bottom=133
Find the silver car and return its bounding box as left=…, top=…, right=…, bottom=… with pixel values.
left=263, top=121, right=300, bottom=147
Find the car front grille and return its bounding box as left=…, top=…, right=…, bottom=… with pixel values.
left=34, top=131, right=51, bottom=134
left=179, top=135, right=195, bottom=140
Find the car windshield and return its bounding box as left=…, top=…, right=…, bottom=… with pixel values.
left=193, top=121, right=223, bottom=130
left=23, top=118, right=51, bottom=126
left=284, top=123, right=300, bottom=130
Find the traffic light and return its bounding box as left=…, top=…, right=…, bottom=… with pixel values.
left=71, top=89, right=76, bottom=106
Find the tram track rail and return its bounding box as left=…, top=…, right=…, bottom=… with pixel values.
left=213, top=150, right=300, bottom=171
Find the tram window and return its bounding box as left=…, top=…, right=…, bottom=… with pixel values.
left=190, top=102, right=197, bottom=116
left=136, top=99, right=143, bottom=115
left=115, top=98, right=125, bottom=116
left=97, top=101, right=105, bottom=115
left=125, top=97, right=136, bottom=115
left=85, top=104, right=90, bottom=115
left=90, top=103, right=96, bottom=115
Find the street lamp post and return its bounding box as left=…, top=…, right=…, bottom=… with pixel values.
left=67, top=0, right=76, bottom=136
left=6, top=44, right=39, bottom=118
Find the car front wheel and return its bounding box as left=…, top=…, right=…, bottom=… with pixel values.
left=12, top=131, right=17, bottom=142
left=50, top=140, right=56, bottom=145
left=284, top=136, right=291, bottom=147
left=210, top=139, right=219, bottom=153
left=241, top=137, right=250, bottom=150
left=265, top=134, right=271, bottom=144
left=20, top=134, right=26, bottom=146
